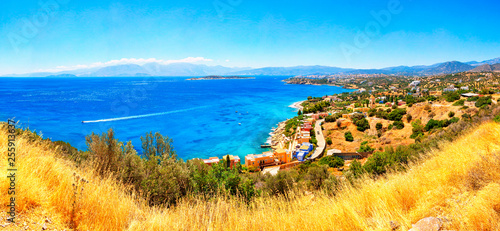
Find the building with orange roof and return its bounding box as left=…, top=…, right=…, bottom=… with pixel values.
left=297, top=131, right=311, bottom=144
left=274, top=148, right=290, bottom=163
left=245, top=152, right=277, bottom=169
left=244, top=148, right=291, bottom=169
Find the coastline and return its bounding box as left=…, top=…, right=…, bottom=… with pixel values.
left=289, top=100, right=305, bottom=111
left=4, top=77, right=349, bottom=162
left=265, top=121, right=287, bottom=149
left=261, top=100, right=305, bottom=157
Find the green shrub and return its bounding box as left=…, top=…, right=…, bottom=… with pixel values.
left=264, top=169, right=298, bottom=196
left=363, top=146, right=410, bottom=175
left=494, top=115, right=500, bottom=123
left=357, top=143, right=375, bottom=152
left=376, top=122, right=383, bottom=130
left=318, top=155, right=344, bottom=168
left=410, top=120, right=425, bottom=140
left=355, top=118, right=370, bottom=132
left=467, top=96, right=479, bottom=102
left=351, top=113, right=365, bottom=123
left=344, top=131, right=354, bottom=142
left=347, top=159, right=365, bottom=179
left=305, top=165, right=330, bottom=190
left=475, top=97, right=492, bottom=108
left=453, top=99, right=465, bottom=106
left=424, top=118, right=455, bottom=131
left=388, top=108, right=407, bottom=121
left=445, top=92, right=460, bottom=102
left=448, top=111, right=455, bottom=118
left=392, top=121, right=405, bottom=130
left=427, top=95, right=437, bottom=102
left=325, top=114, right=340, bottom=122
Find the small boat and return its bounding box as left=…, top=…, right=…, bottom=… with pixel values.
left=261, top=144, right=272, bottom=148
left=238, top=123, right=241, bottom=125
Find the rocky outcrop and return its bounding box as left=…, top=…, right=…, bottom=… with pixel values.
left=409, top=217, right=442, bottom=231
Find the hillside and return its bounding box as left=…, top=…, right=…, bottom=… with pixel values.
left=470, top=63, right=500, bottom=72
left=2, top=121, right=500, bottom=230
left=421, top=61, right=474, bottom=75
left=322, top=101, right=469, bottom=153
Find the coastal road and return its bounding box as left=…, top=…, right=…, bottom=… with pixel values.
left=310, top=119, right=326, bottom=160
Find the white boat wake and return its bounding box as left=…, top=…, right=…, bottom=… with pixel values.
left=82, top=106, right=209, bottom=123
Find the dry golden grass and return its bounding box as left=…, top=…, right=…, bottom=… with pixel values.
left=2, top=122, right=500, bottom=230
left=0, top=126, right=144, bottom=230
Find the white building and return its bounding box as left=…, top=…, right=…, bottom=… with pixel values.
left=409, top=81, right=421, bottom=87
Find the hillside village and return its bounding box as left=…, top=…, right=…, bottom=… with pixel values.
left=201, top=71, right=500, bottom=176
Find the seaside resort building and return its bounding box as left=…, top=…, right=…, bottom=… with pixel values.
left=245, top=148, right=290, bottom=169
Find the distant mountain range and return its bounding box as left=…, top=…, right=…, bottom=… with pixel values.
left=3, top=57, right=500, bottom=77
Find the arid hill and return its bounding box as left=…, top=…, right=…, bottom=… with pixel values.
left=470, top=63, right=500, bottom=72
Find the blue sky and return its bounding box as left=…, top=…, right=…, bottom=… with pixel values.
left=1, top=0, right=499, bottom=74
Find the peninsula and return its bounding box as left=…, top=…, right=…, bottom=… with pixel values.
left=187, top=75, right=255, bottom=80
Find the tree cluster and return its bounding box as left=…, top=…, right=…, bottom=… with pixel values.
left=84, top=129, right=257, bottom=206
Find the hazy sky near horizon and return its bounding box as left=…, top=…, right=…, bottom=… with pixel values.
left=1, top=0, right=499, bottom=75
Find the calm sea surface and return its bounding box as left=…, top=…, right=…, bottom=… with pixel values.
left=0, top=76, right=352, bottom=161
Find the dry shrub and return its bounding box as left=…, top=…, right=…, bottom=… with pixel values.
left=466, top=152, right=500, bottom=191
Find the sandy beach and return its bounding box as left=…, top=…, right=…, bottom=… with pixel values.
left=289, top=100, right=305, bottom=111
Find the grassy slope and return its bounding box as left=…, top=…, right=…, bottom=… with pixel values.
left=1, top=122, right=500, bottom=230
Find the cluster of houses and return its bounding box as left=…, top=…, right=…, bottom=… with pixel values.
left=199, top=115, right=321, bottom=172
left=292, top=119, right=316, bottom=162
left=292, top=142, right=313, bottom=161
left=244, top=117, right=318, bottom=170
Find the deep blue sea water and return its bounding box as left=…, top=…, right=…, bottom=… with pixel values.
left=0, top=76, right=351, bottom=161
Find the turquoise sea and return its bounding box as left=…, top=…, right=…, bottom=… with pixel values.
left=0, top=76, right=351, bottom=161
